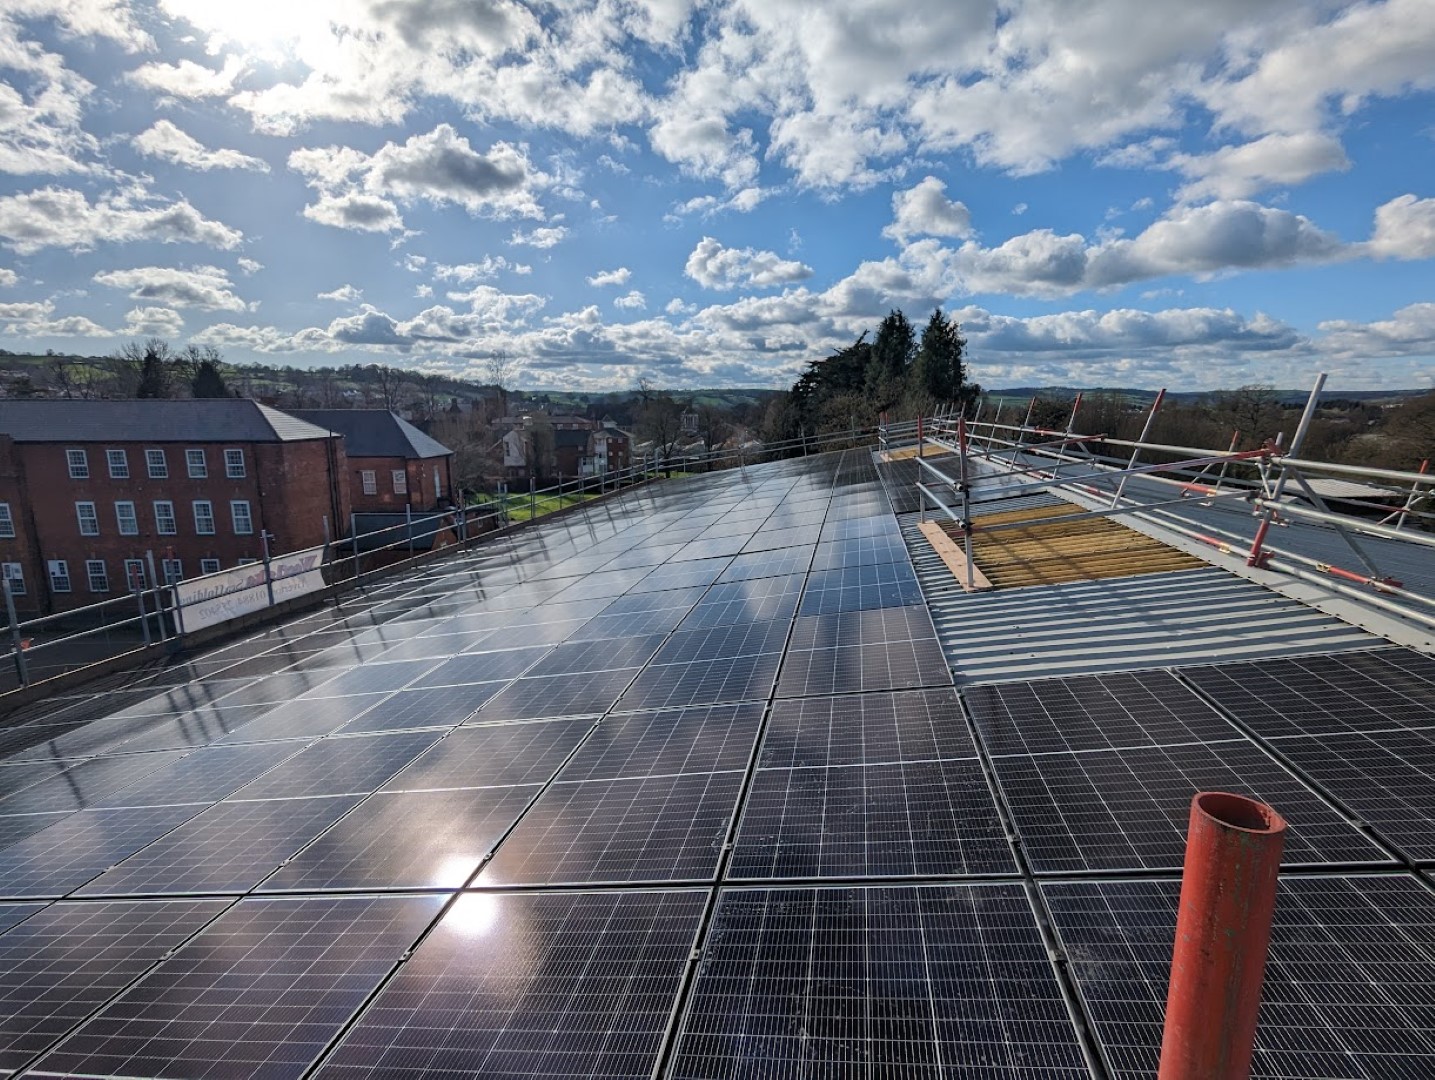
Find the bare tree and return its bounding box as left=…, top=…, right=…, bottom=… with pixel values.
left=367, top=364, right=408, bottom=412
left=45, top=356, right=100, bottom=399
left=486, top=351, right=515, bottom=417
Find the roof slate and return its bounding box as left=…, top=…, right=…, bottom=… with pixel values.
left=0, top=400, right=334, bottom=443
left=289, top=409, right=453, bottom=459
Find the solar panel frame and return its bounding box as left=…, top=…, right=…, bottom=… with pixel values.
left=556, top=703, right=765, bottom=782
left=227, top=730, right=444, bottom=800
left=471, top=667, right=643, bottom=722
left=616, top=654, right=784, bottom=711
left=759, top=688, right=976, bottom=768
left=333, top=682, right=509, bottom=734
left=27, top=894, right=445, bottom=1080
left=382, top=718, right=595, bottom=791
left=775, top=636, right=951, bottom=698
left=0, top=750, right=192, bottom=816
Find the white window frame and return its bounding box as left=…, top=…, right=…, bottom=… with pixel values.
left=106, top=449, right=129, bottom=479
left=361, top=470, right=377, bottom=496
left=115, top=501, right=139, bottom=536
left=237, top=557, right=259, bottom=565
left=123, top=559, right=147, bottom=591
left=3, top=563, right=25, bottom=596
left=47, top=559, right=71, bottom=593
left=199, top=558, right=221, bottom=576
left=224, top=448, right=246, bottom=478
left=161, top=558, right=183, bottom=586
left=145, top=448, right=168, bottom=478
left=186, top=448, right=207, bottom=478
left=392, top=469, right=407, bottom=494
left=193, top=500, right=215, bottom=535
left=0, top=503, right=13, bottom=539
left=230, top=500, right=253, bottom=535
left=76, top=501, right=99, bottom=537
left=66, top=448, right=88, bottom=479
left=153, top=500, right=177, bottom=536
left=86, top=559, right=109, bottom=593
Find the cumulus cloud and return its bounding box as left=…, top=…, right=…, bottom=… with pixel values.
left=884, top=176, right=972, bottom=244
left=0, top=268, right=16, bottom=287
left=587, top=267, right=631, bottom=287
left=93, top=265, right=248, bottom=310
left=684, top=237, right=814, bottom=290
left=613, top=289, right=646, bottom=310
left=1168, top=132, right=1350, bottom=202
left=0, top=187, right=243, bottom=254
left=236, top=257, right=263, bottom=275
left=289, top=125, right=548, bottom=233
left=434, top=257, right=530, bottom=282
left=510, top=226, right=569, bottom=248
left=0, top=16, right=102, bottom=175
left=1318, top=302, right=1435, bottom=362
left=127, top=56, right=246, bottom=99
left=132, top=120, right=269, bottom=172
left=318, top=284, right=363, bottom=302
left=1367, top=194, right=1435, bottom=260
left=123, top=306, right=185, bottom=337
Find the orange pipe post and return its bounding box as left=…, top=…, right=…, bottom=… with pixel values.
left=1158, top=792, right=1286, bottom=1080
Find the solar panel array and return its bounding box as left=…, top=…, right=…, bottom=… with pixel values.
left=0, top=445, right=1429, bottom=1077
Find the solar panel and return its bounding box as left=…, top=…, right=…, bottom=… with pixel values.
left=478, top=771, right=743, bottom=885
left=0, top=750, right=192, bottom=816
left=1187, top=648, right=1435, bottom=738
left=304, top=659, right=443, bottom=698
left=75, top=795, right=363, bottom=897
left=616, top=654, right=784, bottom=711
left=558, top=703, right=764, bottom=782
left=0, top=901, right=42, bottom=933
left=0, top=898, right=229, bottom=1074
left=94, top=705, right=276, bottom=755
left=522, top=633, right=669, bottom=676
left=334, top=682, right=508, bottom=734
left=228, top=730, right=443, bottom=800
left=650, top=619, right=791, bottom=665
left=369, top=631, right=491, bottom=663
left=312, top=889, right=704, bottom=1079
left=731, top=759, right=1013, bottom=878
left=473, top=668, right=642, bottom=722
left=207, top=671, right=340, bottom=707
left=739, top=526, right=822, bottom=553
left=1043, top=874, right=1435, bottom=1080
left=991, top=741, right=1389, bottom=872
left=626, top=559, right=731, bottom=591
left=9, top=714, right=184, bottom=763
left=965, top=672, right=1242, bottom=756
left=760, top=688, right=975, bottom=768
left=0, top=805, right=204, bottom=898
left=776, top=637, right=950, bottom=698
left=1268, top=728, right=1435, bottom=861
left=0, top=813, right=71, bottom=853
left=95, top=743, right=302, bottom=809
left=669, top=883, right=1089, bottom=1078
left=599, top=540, right=688, bottom=570
left=383, top=719, right=595, bottom=791
left=27, top=894, right=443, bottom=1080
left=677, top=590, right=800, bottom=630
left=215, top=693, right=392, bottom=745
left=260, top=786, right=538, bottom=890
left=797, top=575, right=925, bottom=616
left=788, top=605, right=936, bottom=650
left=717, top=546, right=816, bottom=582
left=599, top=585, right=710, bottom=615
left=411, top=645, right=552, bottom=688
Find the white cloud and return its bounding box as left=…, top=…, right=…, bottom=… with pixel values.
left=127, top=56, right=246, bottom=99
left=684, top=236, right=814, bottom=290
left=613, top=289, right=647, bottom=310
left=0, top=187, right=244, bottom=254
left=0, top=268, right=16, bottom=287
left=587, top=267, right=631, bottom=287
left=1318, top=302, right=1435, bottom=362
left=123, top=305, right=185, bottom=337
left=434, top=257, right=530, bottom=282
left=93, top=265, right=248, bottom=310
left=289, top=125, right=548, bottom=233
left=1169, top=132, right=1349, bottom=202
left=1367, top=194, right=1435, bottom=260
left=237, top=257, right=263, bottom=275
left=318, top=284, right=363, bottom=303
left=132, top=120, right=269, bottom=172
left=884, top=176, right=972, bottom=244
left=0, top=15, right=101, bottom=175
left=510, top=226, right=569, bottom=248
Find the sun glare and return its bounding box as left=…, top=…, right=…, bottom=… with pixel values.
left=163, top=0, right=343, bottom=61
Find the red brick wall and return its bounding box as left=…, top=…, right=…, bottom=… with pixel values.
left=347, top=455, right=454, bottom=512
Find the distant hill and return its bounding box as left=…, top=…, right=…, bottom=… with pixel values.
left=984, top=386, right=1428, bottom=406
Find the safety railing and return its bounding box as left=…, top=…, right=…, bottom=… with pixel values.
left=895, top=374, right=1435, bottom=630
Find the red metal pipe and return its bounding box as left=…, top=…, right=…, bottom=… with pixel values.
left=1159, top=792, right=1286, bottom=1080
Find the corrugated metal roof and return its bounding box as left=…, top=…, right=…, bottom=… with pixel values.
left=923, top=566, right=1381, bottom=683
left=0, top=399, right=334, bottom=442
left=289, top=409, right=453, bottom=459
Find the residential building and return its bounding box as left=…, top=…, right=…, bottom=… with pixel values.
left=0, top=400, right=349, bottom=615
left=290, top=410, right=455, bottom=512
left=494, top=413, right=630, bottom=481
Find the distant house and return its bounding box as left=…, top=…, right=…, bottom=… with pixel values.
left=585, top=419, right=631, bottom=476
left=493, top=412, right=631, bottom=482
left=0, top=399, right=349, bottom=614
left=290, top=410, right=455, bottom=513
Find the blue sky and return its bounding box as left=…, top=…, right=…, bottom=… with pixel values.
left=0, top=0, right=1433, bottom=392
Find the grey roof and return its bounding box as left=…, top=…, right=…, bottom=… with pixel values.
left=288, top=409, right=453, bottom=459
left=0, top=399, right=336, bottom=443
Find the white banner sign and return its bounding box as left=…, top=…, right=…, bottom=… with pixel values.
left=174, top=547, right=327, bottom=633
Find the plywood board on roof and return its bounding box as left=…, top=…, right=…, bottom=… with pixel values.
left=917, top=520, right=993, bottom=592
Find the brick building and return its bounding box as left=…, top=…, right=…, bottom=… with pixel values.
left=289, top=410, right=455, bottom=512
left=495, top=414, right=630, bottom=482
left=0, top=400, right=349, bottom=615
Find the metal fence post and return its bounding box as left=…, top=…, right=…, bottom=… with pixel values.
left=530, top=476, right=536, bottom=519
left=260, top=530, right=277, bottom=608
left=145, top=550, right=166, bottom=642
left=406, top=504, right=414, bottom=559
left=351, top=512, right=361, bottom=585
left=134, top=582, right=151, bottom=646
left=3, top=577, right=28, bottom=687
